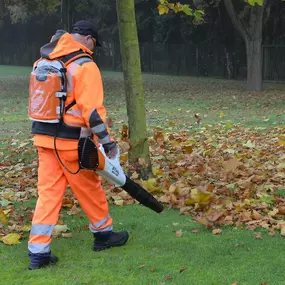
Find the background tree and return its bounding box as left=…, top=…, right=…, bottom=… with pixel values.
left=223, top=0, right=269, bottom=91
left=0, top=0, right=4, bottom=28
left=159, top=0, right=275, bottom=91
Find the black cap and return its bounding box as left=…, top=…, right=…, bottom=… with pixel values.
left=71, top=20, right=101, bottom=47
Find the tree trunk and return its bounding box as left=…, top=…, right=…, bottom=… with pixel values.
left=224, top=47, right=233, bottom=79
left=223, top=0, right=267, bottom=91
left=116, top=0, right=152, bottom=179
left=245, top=38, right=263, bottom=91
left=61, top=0, right=73, bottom=31
left=67, top=0, right=73, bottom=32
left=0, top=0, right=4, bottom=29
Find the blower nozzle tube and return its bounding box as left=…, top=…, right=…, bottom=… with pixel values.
left=78, top=137, right=164, bottom=214
left=121, top=176, right=163, bottom=213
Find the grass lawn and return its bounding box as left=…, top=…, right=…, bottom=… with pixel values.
left=1, top=201, right=285, bottom=285
left=0, top=65, right=284, bottom=140
left=0, top=65, right=285, bottom=285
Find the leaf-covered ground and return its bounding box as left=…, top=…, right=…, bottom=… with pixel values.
left=0, top=66, right=285, bottom=284
left=0, top=124, right=284, bottom=243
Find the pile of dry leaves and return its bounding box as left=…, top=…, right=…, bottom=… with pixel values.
left=0, top=123, right=284, bottom=244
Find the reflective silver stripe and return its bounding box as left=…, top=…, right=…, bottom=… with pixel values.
left=89, top=224, right=113, bottom=233
left=73, top=57, right=92, bottom=66
left=66, top=62, right=78, bottom=93
left=28, top=242, right=51, bottom=254
left=94, top=214, right=110, bottom=228
left=66, top=109, right=82, bottom=117
left=91, top=123, right=107, bottom=134
left=98, top=135, right=111, bottom=145
left=80, top=127, right=92, bottom=138
left=30, top=224, right=54, bottom=236
left=37, top=59, right=63, bottom=70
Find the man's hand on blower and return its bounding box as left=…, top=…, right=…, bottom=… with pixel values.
left=103, top=141, right=118, bottom=159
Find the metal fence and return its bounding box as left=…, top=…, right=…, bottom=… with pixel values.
left=95, top=41, right=248, bottom=80
left=263, top=45, right=285, bottom=81
left=0, top=41, right=284, bottom=81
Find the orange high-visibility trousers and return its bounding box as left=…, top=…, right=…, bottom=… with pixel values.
left=28, top=147, right=113, bottom=254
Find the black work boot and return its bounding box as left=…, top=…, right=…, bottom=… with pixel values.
left=28, top=251, right=58, bottom=270
left=93, top=231, right=129, bottom=252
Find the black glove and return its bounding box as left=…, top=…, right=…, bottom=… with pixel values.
left=103, top=142, right=118, bottom=159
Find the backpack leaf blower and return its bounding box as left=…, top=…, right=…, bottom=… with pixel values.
left=78, top=137, right=164, bottom=214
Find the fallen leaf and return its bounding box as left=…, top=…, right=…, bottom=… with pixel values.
left=206, top=209, right=225, bottom=222
left=183, top=146, right=193, bottom=154
left=197, top=191, right=213, bottom=207
left=130, top=172, right=139, bottom=179
left=21, top=225, right=31, bottom=232
left=280, top=227, right=285, bottom=237
left=138, top=157, right=147, bottom=166
left=62, top=199, right=73, bottom=208
left=251, top=210, right=263, bottom=220
left=0, top=208, right=8, bottom=225
left=179, top=266, right=188, bottom=273
left=192, top=229, right=200, bottom=234
left=224, top=148, right=235, bottom=154
left=114, top=199, right=124, bottom=206
left=194, top=216, right=213, bottom=229
left=223, top=157, right=241, bottom=172
left=139, top=264, right=145, bottom=269
left=165, top=275, right=172, bottom=280
left=106, top=117, right=113, bottom=128
left=243, top=140, right=255, bottom=148
left=121, top=125, right=128, bottom=140
left=176, top=229, right=183, bottom=237
left=53, top=225, right=69, bottom=233
left=18, top=142, right=29, bottom=148
left=142, top=178, right=161, bottom=193
left=1, top=233, right=21, bottom=245
left=67, top=205, right=81, bottom=216
left=254, top=232, right=263, bottom=240
left=119, top=141, right=130, bottom=153
left=278, top=205, right=285, bottom=215
left=120, top=153, right=128, bottom=163
left=62, top=233, right=72, bottom=238
left=268, top=208, right=279, bottom=217
left=0, top=199, right=12, bottom=207
left=212, top=228, right=222, bottom=235
left=277, top=163, right=285, bottom=170
left=151, top=266, right=156, bottom=272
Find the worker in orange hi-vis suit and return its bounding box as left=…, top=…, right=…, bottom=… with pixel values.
left=27, top=20, right=129, bottom=270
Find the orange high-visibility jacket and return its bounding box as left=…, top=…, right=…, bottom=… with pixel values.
left=32, top=30, right=111, bottom=150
